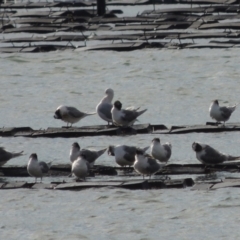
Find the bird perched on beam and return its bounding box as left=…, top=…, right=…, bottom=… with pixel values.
left=54, top=105, right=95, bottom=127
left=150, top=138, right=172, bottom=164
left=96, top=88, right=114, bottom=125
left=70, top=142, right=106, bottom=167
left=107, top=145, right=149, bottom=167
left=0, top=147, right=24, bottom=167
left=209, top=99, right=238, bottom=125
left=71, top=153, right=90, bottom=181
left=111, top=100, right=147, bottom=127
left=27, top=153, right=51, bottom=182
left=134, top=148, right=162, bottom=179
left=192, top=142, right=240, bottom=165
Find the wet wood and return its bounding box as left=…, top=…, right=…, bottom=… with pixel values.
left=191, top=183, right=214, bottom=190
left=192, top=178, right=240, bottom=190
left=211, top=179, right=240, bottom=189
left=1, top=123, right=240, bottom=137
left=2, top=181, right=29, bottom=189
left=154, top=123, right=240, bottom=134
left=1, top=162, right=240, bottom=178
left=0, top=178, right=194, bottom=190
left=31, top=183, right=58, bottom=189
left=3, top=178, right=240, bottom=190
left=2, top=0, right=240, bottom=52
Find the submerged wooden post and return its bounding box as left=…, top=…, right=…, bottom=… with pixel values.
left=97, top=0, right=106, bottom=16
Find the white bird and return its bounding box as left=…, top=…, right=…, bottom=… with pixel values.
left=150, top=138, right=172, bottom=163
left=134, top=148, right=162, bottom=179
left=54, top=105, right=95, bottom=127
left=71, top=153, right=90, bottom=181
left=70, top=142, right=106, bottom=167
left=209, top=99, right=238, bottom=125
left=27, top=153, right=51, bottom=182
left=192, top=142, right=240, bottom=165
left=111, top=100, right=147, bottom=127
left=107, top=145, right=149, bottom=167
left=96, top=88, right=114, bottom=125
left=0, top=147, right=24, bottom=167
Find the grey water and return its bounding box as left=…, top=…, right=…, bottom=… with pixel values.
left=1, top=8, right=240, bottom=238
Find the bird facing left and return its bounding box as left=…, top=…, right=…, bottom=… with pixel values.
left=0, top=147, right=24, bottom=167
left=27, top=153, right=51, bottom=182
left=54, top=105, right=96, bottom=127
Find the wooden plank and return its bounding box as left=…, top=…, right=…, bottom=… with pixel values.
left=211, top=179, right=240, bottom=189
left=78, top=42, right=148, bottom=51
left=165, top=125, right=240, bottom=134
left=191, top=183, right=214, bottom=190
left=200, top=22, right=240, bottom=30
left=2, top=182, right=29, bottom=189
left=3, top=27, right=70, bottom=34
left=31, top=183, right=57, bottom=189
left=55, top=181, right=122, bottom=190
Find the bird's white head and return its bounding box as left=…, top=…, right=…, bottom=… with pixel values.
left=72, top=142, right=80, bottom=151
left=54, top=105, right=67, bottom=119
left=105, top=88, right=114, bottom=101
left=29, top=153, right=38, bottom=161
left=152, top=138, right=160, bottom=145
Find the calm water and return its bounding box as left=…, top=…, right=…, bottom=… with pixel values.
left=1, top=9, right=240, bottom=239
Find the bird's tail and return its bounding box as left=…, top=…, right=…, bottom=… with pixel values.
left=141, top=146, right=150, bottom=152
left=97, top=148, right=107, bottom=157
left=137, top=109, right=147, bottom=117
left=228, top=103, right=239, bottom=113
left=11, top=151, right=24, bottom=159
left=227, top=155, right=240, bottom=161
left=46, top=160, right=56, bottom=169
left=126, top=106, right=140, bottom=111
left=86, top=112, right=96, bottom=116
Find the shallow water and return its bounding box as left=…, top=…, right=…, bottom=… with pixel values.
left=1, top=6, right=240, bottom=238
left=1, top=187, right=240, bottom=240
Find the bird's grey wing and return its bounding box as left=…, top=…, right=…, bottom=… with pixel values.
left=80, top=149, right=98, bottom=163
left=123, top=146, right=136, bottom=162
left=85, top=161, right=91, bottom=171
left=98, top=103, right=112, bottom=121
left=67, top=107, right=86, bottom=118
left=0, top=147, right=6, bottom=153
left=140, top=146, right=149, bottom=152
left=202, top=146, right=226, bottom=164
left=39, top=161, right=50, bottom=173
left=163, top=145, right=172, bottom=159
left=96, top=148, right=107, bottom=158
left=0, top=151, right=12, bottom=162
left=121, top=110, right=139, bottom=122
left=219, top=106, right=231, bottom=119
left=146, top=158, right=161, bottom=173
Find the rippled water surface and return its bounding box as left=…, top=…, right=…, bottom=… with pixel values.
left=1, top=35, right=240, bottom=239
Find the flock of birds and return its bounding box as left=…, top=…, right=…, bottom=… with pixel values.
left=54, top=88, right=147, bottom=127
left=53, top=89, right=239, bottom=127
left=1, top=89, right=240, bottom=182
